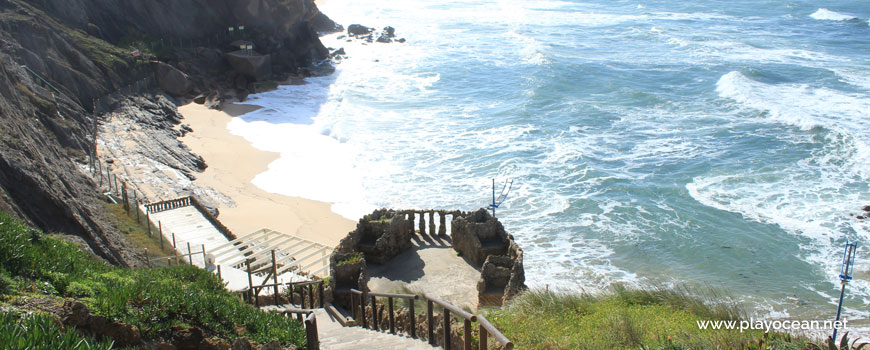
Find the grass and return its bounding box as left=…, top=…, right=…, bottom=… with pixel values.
left=0, top=311, right=114, bottom=350
left=337, top=252, right=363, bottom=266
left=100, top=202, right=177, bottom=266
left=15, top=83, right=56, bottom=114
left=485, top=286, right=810, bottom=350
left=0, top=211, right=307, bottom=347
left=11, top=0, right=129, bottom=72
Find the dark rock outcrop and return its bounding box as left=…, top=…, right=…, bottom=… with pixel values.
left=0, top=0, right=337, bottom=266
left=154, top=62, right=192, bottom=96
left=347, top=24, right=374, bottom=36
left=225, top=51, right=272, bottom=82
left=61, top=301, right=143, bottom=347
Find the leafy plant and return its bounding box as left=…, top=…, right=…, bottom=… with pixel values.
left=808, top=332, right=869, bottom=350
left=337, top=253, right=363, bottom=266
left=0, top=211, right=308, bottom=348
left=0, top=311, right=114, bottom=350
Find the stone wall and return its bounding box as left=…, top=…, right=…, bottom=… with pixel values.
left=452, top=208, right=525, bottom=306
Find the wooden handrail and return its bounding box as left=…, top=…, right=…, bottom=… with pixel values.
left=476, top=314, right=513, bottom=350
left=304, top=311, right=319, bottom=350
left=368, top=291, right=418, bottom=299
left=244, top=280, right=324, bottom=308
left=424, top=294, right=475, bottom=321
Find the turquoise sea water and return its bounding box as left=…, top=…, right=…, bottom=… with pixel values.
left=230, top=0, right=870, bottom=327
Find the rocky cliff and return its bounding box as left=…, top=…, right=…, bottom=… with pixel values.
left=0, top=0, right=336, bottom=266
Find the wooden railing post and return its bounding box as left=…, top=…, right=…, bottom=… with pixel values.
left=360, top=291, right=367, bottom=329
left=305, top=312, right=319, bottom=350
left=318, top=282, right=324, bottom=308
left=479, top=324, right=487, bottom=350
left=428, top=300, right=434, bottom=344
left=217, top=265, right=222, bottom=280
left=409, top=298, right=416, bottom=339
left=464, top=318, right=472, bottom=350
left=271, top=250, right=279, bottom=305
left=388, top=297, right=395, bottom=334
left=246, top=259, right=254, bottom=306
left=308, top=284, right=314, bottom=309
left=443, top=308, right=451, bottom=350
left=187, top=242, right=193, bottom=265
left=371, top=295, right=378, bottom=331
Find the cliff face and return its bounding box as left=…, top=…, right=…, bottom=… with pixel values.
left=0, top=0, right=334, bottom=266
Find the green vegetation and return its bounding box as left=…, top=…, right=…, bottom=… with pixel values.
left=66, top=29, right=130, bottom=71
left=11, top=1, right=128, bottom=72
left=337, top=252, right=363, bottom=266
left=14, top=83, right=56, bottom=113
left=0, top=211, right=306, bottom=347
left=101, top=202, right=176, bottom=266
left=0, top=311, right=114, bottom=350
left=808, top=332, right=869, bottom=350
left=486, top=286, right=811, bottom=350
left=363, top=214, right=393, bottom=223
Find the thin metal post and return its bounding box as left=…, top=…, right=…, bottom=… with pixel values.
left=187, top=242, right=193, bottom=265
left=217, top=265, right=222, bottom=280
left=201, top=244, right=206, bottom=268
left=833, top=282, right=847, bottom=340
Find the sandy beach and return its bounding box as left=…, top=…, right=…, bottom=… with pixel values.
left=177, top=102, right=355, bottom=247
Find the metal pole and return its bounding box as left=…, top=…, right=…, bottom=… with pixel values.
left=187, top=242, right=193, bottom=265
left=492, top=178, right=496, bottom=218
left=833, top=281, right=847, bottom=340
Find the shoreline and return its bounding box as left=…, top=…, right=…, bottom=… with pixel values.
left=177, top=101, right=355, bottom=247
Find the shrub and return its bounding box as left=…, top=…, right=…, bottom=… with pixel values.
left=0, top=311, right=114, bottom=350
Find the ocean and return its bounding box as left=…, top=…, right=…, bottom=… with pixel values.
left=228, top=0, right=870, bottom=327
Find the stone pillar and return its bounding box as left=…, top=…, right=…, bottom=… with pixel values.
left=418, top=211, right=426, bottom=235
left=428, top=211, right=436, bottom=237
left=408, top=212, right=415, bottom=235
left=438, top=211, right=447, bottom=236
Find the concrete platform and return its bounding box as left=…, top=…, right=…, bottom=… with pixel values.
left=367, top=235, right=481, bottom=311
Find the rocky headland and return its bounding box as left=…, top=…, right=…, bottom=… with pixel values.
left=0, top=0, right=344, bottom=267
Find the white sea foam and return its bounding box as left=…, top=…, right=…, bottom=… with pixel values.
left=810, top=8, right=857, bottom=21
left=229, top=0, right=870, bottom=318
left=687, top=71, right=870, bottom=309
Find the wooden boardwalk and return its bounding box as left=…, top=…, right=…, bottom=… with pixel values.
left=144, top=198, right=334, bottom=291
